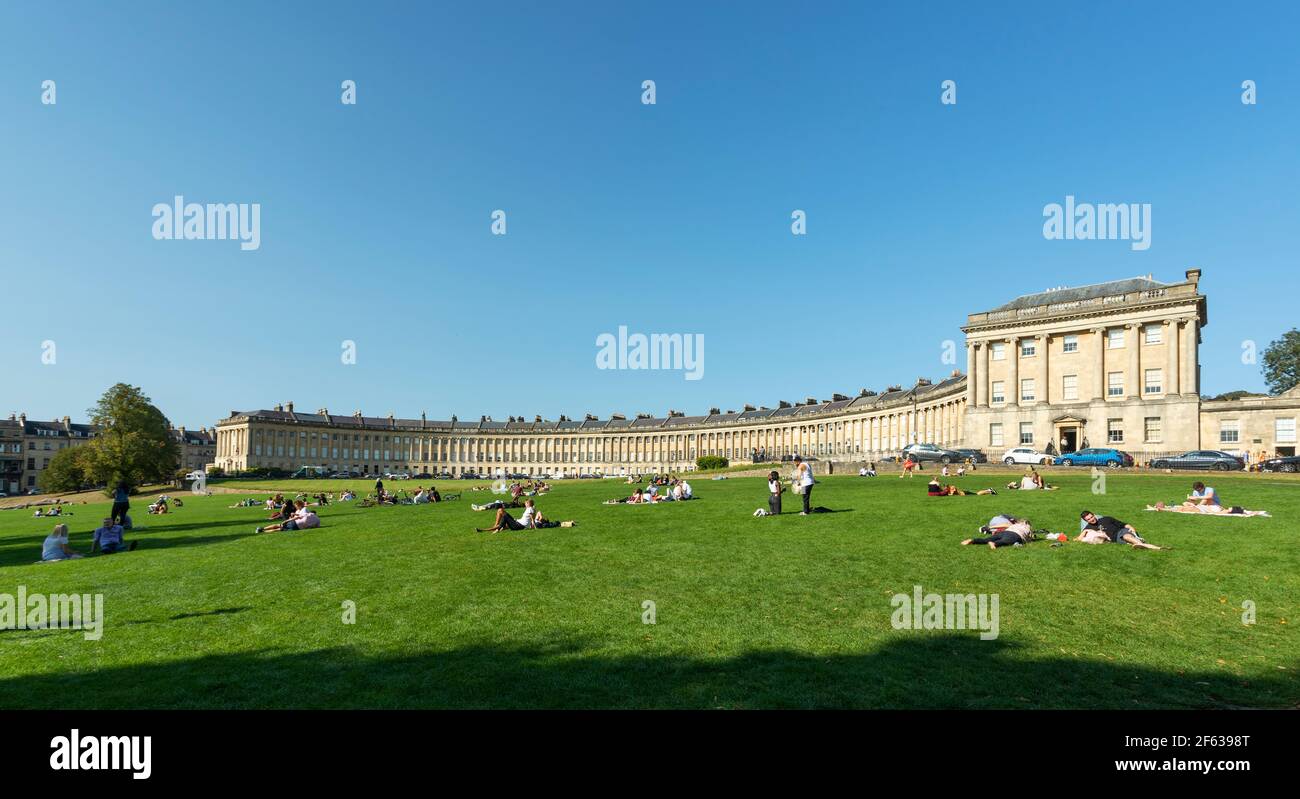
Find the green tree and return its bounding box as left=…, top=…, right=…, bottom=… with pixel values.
left=696, top=455, right=729, bottom=471
left=1261, top=329, right=1300, bottom=394
left=38, top=445, right=92, bottom=493
left=81, top=383, right=180, bottom=494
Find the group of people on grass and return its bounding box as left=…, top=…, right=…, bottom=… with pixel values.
left=473, top=497, right=576, bottom=532
left=961, top=510, right=1165, bottom=551
left=605, top=477, right=694, bottom=505
left=40, top=515, right=141, bottom=561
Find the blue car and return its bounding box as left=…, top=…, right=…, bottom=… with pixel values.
left=1054, top=448, right=1133, bottom=467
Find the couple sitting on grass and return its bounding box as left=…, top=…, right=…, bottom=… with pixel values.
left=961, top=510, right=1166, bottom=550
left=256, top=499, right=320, bottom=533
left=1004, top=468, right=1057, bottom=491
left=41, top=516, right=142, bottom=561
left=926, top=477, right=996, bottom=497
left=604, top=480, right=692, bottom=505
left=1145, top=481, right=1270, bottom=517
left=475, top=498, right=575, bottom=532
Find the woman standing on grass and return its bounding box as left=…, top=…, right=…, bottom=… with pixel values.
left=111, top=481, right=130, bottom=526
left=767, top=470, right=783, bottom=515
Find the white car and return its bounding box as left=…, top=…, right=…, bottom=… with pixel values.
left=1001, top=447, right=1054, bottom=466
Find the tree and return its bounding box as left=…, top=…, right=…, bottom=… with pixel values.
left=80, top=383, right=180, bottom=494
left=39, top=445, right=92, bottom=493
left=1262, top=329, right=1300, bottom=394
left=696, top=455, right=729, bottom=471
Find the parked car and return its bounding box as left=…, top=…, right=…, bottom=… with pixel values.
left=1149, top=450, right=1245, bottom=471
left=1261, top=455, right=1300, bottom=473
left=1054, top=448, right=1133, bottom=468
left=951, top=448, right=988, bottom=464
left=27, top=488, right=42, bottom=496
left=1000, top=447, right=1054, bottom=466
left=901, top=443, right=966, bottom=464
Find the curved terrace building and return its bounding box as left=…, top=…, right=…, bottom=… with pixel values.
left=212, top=269, right=1299, bottom=476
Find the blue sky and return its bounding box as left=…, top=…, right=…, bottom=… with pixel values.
left=2, top=1, right=1297, bottom=427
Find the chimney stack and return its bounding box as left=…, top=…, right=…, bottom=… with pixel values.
left=1185, top=267, right=1202, bottom=286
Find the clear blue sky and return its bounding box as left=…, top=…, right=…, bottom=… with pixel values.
left=2, top=1, right=1297, bottom=427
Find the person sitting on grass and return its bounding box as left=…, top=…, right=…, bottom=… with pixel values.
left=412, top=487, right=430, bottom=504
left=962, top=517, right=1035, bottom=549
left=92, top=516, right=137, bottom=554
left=1185, top=481, right=1222, bottom=509
left=1077, top=510, right=1166, bottom=550
left=148, top=497, right=169, bottom=514
left=340, top=489, right=357, bottom=502
left=604, top=488, right=646, bottom=505
left=267, top=494, right=295, bottom=519
left=42, top=523, right=84, bottom=561
left=257, top=500, right=320, bottom=533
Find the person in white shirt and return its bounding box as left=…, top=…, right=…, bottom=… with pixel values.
left=41, top=524, right=83, bottom=561
left=793, top=456, right=814, bottom=515
left=679, top=480, right=693, bottom=499
left=412, top=488, right=430, bottom=504
left=1185, top=482, right=1222, bottom=509
left=767, top=470, right=783, bottom=515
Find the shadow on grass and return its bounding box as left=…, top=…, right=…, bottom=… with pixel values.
left=0, top=634, right=1292, bottom=710
left=0, top=518, right=260, bottom=568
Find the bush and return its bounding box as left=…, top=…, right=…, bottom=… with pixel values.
left=695, top=456, right=729, bottom=471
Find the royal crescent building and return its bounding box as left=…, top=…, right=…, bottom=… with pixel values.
left=211, top=269, right=1299, bottom=477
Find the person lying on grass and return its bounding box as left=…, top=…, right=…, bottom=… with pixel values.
left=257, top=500, right=320, bottom=533
left=92, top=516, right=137, bottom=554
left=1076, top=510, right=1166, bottom=550
left=962, top=517, right=1035, bottom=549
left=473, top=498, right=524, bottom=511
left=604, top=488, right=646, bottom=505
left=1145, top=501, right=1269, bottom=517
left=927, top=478, right=996, bottom=496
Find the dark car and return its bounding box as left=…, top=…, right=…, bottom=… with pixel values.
left=1149, top=450, right=1244, bottom=471
left=901, top=443, right=965, bottom=464
left=1261, top=455, right=1300, bottom=473
left=951, top=448, right=988, bottom=464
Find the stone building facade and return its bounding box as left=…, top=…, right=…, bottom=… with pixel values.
left=211, top=269, right=1297, bottom=476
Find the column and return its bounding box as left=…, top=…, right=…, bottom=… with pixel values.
left=976, top=343, right=989, bottom=407
left=1006, top=337, right=1019, bottom=407
left=1038, top=334, right=1050, bottom=404
left=1092, top=328, right=1106, bottom=400
left=1127, top=323, right=1141, bottom=399
left=1182, top=318, right=1199, bottom=395
left=1164, top=320, right=1180, bottom=397
left=966, top=343, right=977, bottom=408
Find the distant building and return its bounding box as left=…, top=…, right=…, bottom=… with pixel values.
left=12, top=414, right=95, bottom=491
left=172, top=426, right=217, bottom=472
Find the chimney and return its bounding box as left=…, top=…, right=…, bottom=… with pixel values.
left=1185, top=267, right=1202, bottom=286
left=62, top=415, right=71, bottom=432
left=179, top=426, right=186, bottom=435
left=19, top=413, right=26, bottom=425
left=286, top=401, right=294, bottom=413
left=274, top=403, right=283, bottom=412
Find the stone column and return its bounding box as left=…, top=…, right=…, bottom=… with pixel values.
left=976, top=343, right=989, bottom=407
left=1127, top=323, right=1141, bottom=398
left=1165, top=319, right=1180, bottom=397
left=1038, top=333, right=1050, bottom=404
left=1182, top=318, right=1199, bottom=395
left=1093, top=328, right=1106, bottom=400
left=1007, top=337, right=1019, bottom=407
left=966, top=343, right=977, bottom=407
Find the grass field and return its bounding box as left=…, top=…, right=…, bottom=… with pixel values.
left=1, top=470, right=1296, bottom=709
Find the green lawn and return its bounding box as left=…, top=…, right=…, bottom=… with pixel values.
left=0, top=470, right=1296, bottom=709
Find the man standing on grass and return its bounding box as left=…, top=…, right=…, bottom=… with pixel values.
left=792, top=455, right=814, bottom=515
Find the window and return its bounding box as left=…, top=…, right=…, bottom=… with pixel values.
left=1219, top=421, right=1240, bottom=444
left=1062, top=374, right=1079, bottom=401
left=1144, top=324, right=1162, bottom=345
left=1021, top=378, right=1036, bottom=402
left=991, top=381, right=1005, bottom=404
left=1144, top=368, right=1163, bottom=395
left=1021, top=340, right=1036, bottom=357
left=1107, top=372, right=1124, bottom=397
left=990, top=342, right=1005, bottom=361
left=1144, top=417, right=1162, bottom=443
left=1062, top=335, right=1078, bottom=353
left=1277, top=418, right=1297, bottom=444
left=1107, top=419, right=1124, bottom=444
left=1108, top=328, right=1125, bottom=349
left=1019, top=422, right=1033, bottom=445
left=989, top=423, right=1004, bottom=447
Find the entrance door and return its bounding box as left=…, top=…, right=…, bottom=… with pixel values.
left=1059, top=426, right=1079, bottom=454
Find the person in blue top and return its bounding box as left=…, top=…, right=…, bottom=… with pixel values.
left=111, top=481, right=131, bottom=526
left=92, top=516, right=137, bottom=554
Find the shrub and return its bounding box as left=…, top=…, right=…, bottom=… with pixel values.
left=695, top=455, right=729, bottom=471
